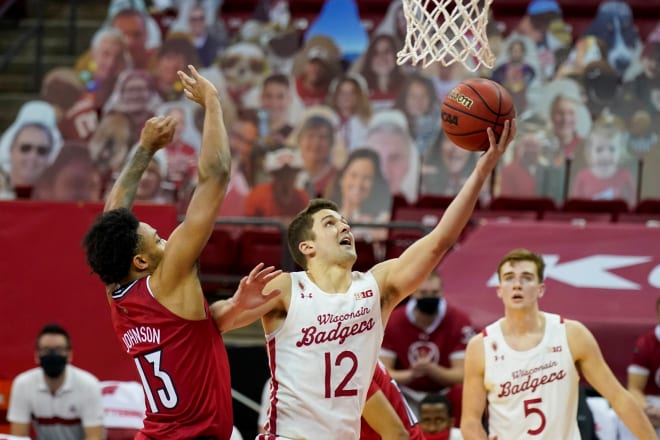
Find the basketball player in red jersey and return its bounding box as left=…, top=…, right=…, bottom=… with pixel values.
left=228, top=120, right=517, bottom=439
left=361, top=360, right=425, bottom=439
left=82, top=65, right=281, bottom=440
left=461, top=248, right=656, bottom=440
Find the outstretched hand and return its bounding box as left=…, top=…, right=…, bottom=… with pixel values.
left=139, top=115, right=176, bottom=153
left=477, top=119, right=517, bottom=173
left=177, top=64, right=218, bottom=107
left=233, top=263, right=282, bottom=311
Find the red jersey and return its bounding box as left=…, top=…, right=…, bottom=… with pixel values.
left=381, top=300, right=475, bottom=392
left=109, top=277, right=233, bottom=440
left=361, top=362, right=424, bottom=440
left=629, top=326, right=660, bottom=396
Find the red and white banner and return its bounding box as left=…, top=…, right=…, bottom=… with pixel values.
left=440, top=221, right=660, bottom=381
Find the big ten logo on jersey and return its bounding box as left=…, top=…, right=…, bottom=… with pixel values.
left=354, top=289, right=374, bottom=300
left=546, top=345, right=562, bottom=353
left=300, top=292, right=313, bottom=299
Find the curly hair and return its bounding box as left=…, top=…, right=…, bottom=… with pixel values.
left=82, top=208, right=140, bottom=285
left=287, top=199, right=338, bottom=270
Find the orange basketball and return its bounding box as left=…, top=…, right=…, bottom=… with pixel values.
left=441, top=78, right=516, bottom=151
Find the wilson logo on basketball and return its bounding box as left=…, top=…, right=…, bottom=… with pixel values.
left=441, top=111, right=458, bottom=126
left=448, top=90, right=474, bottom=109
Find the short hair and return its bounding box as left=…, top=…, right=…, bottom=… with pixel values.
left=287, top=199, right=339, bottom=269
left=235, top=108, right=259, bottom=127
left=497, top=248, right=545, bottom=282
left=419, top=392, right=453, bottom=416
left=297, top=115, right=335, bottom=146
left=111, top=8, right=146, bottom=27
left=263, top=73, right=290, bottom=89
left=82, top=208, right=140, bottom=285
left=36, top=323, right=71, bottom=349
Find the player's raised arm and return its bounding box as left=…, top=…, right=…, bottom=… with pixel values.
left=104, top=116, right=175, bottom=212
left=373, top=119, right=517, bottom=314
left=156, top=65, right=231, bottom=282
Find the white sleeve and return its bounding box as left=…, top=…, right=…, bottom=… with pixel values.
left=6, top=375, right=31, bottom=424
left=81, top=378, right=105, bottom=427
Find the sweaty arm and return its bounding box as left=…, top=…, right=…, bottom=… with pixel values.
left=155, top=66, right=231, bottom=285
left=104, top=117, right=175, bottom=212
left=373, top=121, right=517, bottom=317
left=362, top=389, right=410, bottom=440
left=210, top=267, right=286, bottom=333
left=460, top=334, right=491, bottom=440
left=628, top=370, right=650, bottom=408
left=568, top=320, right=658, bottom=439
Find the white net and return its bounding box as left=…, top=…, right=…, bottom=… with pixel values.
left=397, top=0, right=495, bottom=72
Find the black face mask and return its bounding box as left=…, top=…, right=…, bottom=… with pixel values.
left=415, top=297, right=440, bottom=315
left=39, top=352, right=67, bottom=378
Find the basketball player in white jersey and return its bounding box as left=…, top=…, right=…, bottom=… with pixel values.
left=460, top=248, right=657, bottom=440
left=215, top=121, right=516, bottom=439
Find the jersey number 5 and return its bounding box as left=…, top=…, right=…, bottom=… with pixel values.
left=523, top=398, right=546, bottom=435
left=324, top=351, right=358, bottom=398
left=135, top=350, right=179, bottom=412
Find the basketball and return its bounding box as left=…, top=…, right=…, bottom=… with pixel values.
left=441, top=78, right=516, bottom=152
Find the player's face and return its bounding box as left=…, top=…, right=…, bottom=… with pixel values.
left=137, top=222, right=166, bottom=271
left=309, top=209, right=356, bottom=261
left=419, top=403, right=452, bottom=433
left=497, top=260, right=544, bottom=309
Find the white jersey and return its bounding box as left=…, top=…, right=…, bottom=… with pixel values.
left=483, top=312, right=580, bottom=439
left=260, top=271, right=384, bottom=439
left=7, top=365, right=104, bottom=440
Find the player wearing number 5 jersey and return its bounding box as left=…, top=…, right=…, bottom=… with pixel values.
left=226, top=121, right=518, bottom=439
left=461, top=249, right=657, bottom=440
left=83, top=66, right=280, bottom=440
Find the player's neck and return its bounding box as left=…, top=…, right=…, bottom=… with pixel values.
left=502, top=308, right=544, bottom=336
left=305, top=264, right=352, bottom=293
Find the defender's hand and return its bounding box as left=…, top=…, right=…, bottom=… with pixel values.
left=233, top=263, right=282, bottom=310
left=177, top=65, right=218, bottom=107
left=139, top=116, right=176, bottom=153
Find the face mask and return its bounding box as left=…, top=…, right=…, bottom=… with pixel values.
left=415, top=297, right=440, bottom=315
left=422, top=431, right=450, bottom=440
left=39, top=352, right=67, bottom=378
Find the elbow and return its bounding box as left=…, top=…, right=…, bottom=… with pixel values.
left=198, top=156, right=231, bottom=185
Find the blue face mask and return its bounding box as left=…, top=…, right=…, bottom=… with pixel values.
left=415, top=297, right=440, bottom=315
left=39, top=352, right=67, bottom=378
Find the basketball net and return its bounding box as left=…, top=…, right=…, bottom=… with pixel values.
left=397, top=0, right=495, bottom=72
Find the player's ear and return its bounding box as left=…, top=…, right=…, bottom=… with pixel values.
left=133, top=254, right=149, bottom=271
left=537, top=282, right=545, bottom=299
left=496, top=283, right=503, bottom=299
left=299, top=240, right=314, bottom=257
